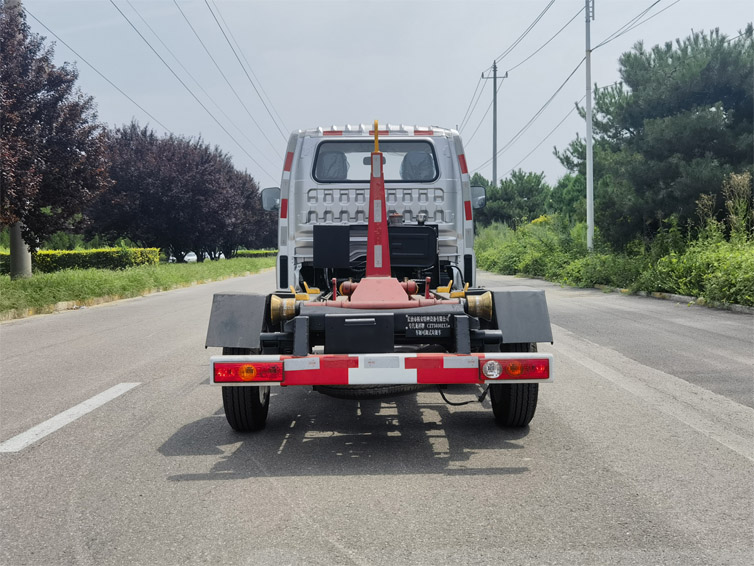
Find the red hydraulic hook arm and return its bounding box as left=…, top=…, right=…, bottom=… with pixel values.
left=365, top=121, right=391, bottom=278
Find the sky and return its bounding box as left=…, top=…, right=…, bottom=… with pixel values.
left=19, top=0, right=754, bottom=187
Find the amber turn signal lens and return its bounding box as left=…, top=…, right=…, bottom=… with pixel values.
left=506, top=361, right=522, bottom=377
left=239, top=365, right=257, bottom=381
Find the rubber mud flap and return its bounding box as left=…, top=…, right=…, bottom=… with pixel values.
left=492, top=288, right=553, bottom=344
left=206, top=293, right=267, bottom=349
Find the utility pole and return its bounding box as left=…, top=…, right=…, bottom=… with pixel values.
left=481, top=62, right=507, bottom=188
left=585, top=0, right=595, bottom=251
left=4, top=0, right=33, bottom=278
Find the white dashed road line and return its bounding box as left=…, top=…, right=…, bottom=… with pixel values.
left=0, top=382, right=141, bottom=453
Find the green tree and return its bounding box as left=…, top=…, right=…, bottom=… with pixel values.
left=474, top=170, right=551, bottom=227
left=550, top=173, right=586, bottom=223
left=0, top=4, right=110, bottom=250
left=470, top=172, right=490, bottom=190
left=556, top=26, right=754, bottom=247
left=89, top=122, right=273, bottom=260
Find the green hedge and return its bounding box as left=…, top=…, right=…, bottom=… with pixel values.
left=0, top=248, right=159, bottom=274
left=235, top=250, right=277, bottom=258
left=476, top=219, right=754, bottom=306
left=636, top=240, right=754, bottom=306
left=561, top=253, right=644, bottom=289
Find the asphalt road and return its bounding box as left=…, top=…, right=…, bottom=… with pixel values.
left=1, top=270, right=752, bottom=565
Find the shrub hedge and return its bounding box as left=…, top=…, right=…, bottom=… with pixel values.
left=0, top=248, right=159, bottom=274
left=476, top=219, right=754, bottom=306
left=636, top=240, right=754, bottom=306
left=235, top=250, right=277, bottom=258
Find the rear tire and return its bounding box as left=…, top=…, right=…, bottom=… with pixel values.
left=488, top=343, right=539, bottom=428
left=221, top=347, right=270, bottom=432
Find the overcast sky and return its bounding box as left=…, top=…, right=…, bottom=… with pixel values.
left=21, top=0, right=753, bottom=186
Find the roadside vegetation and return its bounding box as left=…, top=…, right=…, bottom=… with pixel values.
left=474, top=27, right=753, bottom=307
left=0, top=256, right=275, bottom=315
left=1, top=7, right=277, bottom=279
left=476, top=172, right=754, bottom=306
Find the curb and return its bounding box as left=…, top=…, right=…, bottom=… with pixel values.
left=593, top=284, right=754, bottom=315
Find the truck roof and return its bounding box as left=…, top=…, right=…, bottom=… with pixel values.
left=294, top=124, right=458, bottom=138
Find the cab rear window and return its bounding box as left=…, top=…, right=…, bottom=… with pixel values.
left=313, top=140, right=438, bottom=183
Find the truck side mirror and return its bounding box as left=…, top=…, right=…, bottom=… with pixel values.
left=471, top=185, right=486, bottom=209
left=261, top=187, right=281, bottom=211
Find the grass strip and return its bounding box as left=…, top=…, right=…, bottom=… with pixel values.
left=0, top=257, right=275, bottom=315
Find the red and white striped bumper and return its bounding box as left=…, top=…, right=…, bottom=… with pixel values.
left=211, top=353, right=553, bottom=386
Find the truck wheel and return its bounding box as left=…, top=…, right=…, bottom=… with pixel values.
left=221, top=347, right=270, bottom=432
left=488, top=343, right=539, bottom=428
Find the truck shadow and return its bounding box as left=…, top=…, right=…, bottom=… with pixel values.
left=161, top=388, right=532, bottom=481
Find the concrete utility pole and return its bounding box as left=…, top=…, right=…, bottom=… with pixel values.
left=585, top=0, right=595, bottom=251
left=4, top=0, right=33, bottom=279
left=482, top=62, right=508, bottom=188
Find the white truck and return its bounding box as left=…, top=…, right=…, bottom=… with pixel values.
left=206, top=123, right=553, bottom=432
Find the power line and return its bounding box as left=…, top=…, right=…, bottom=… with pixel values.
left=459, top=77, right=487, bottom=133
left=493, top=0, right=557, bottom=66
left=107, top=0, right=277, bottom=182
left=170, top=0, right=282, bottom=158
left=473, top=57, right=586, bottom=172
left=594, top=0, right=665, bottom=50
left=616, top=0, right=681, bottom=43
left=503, top=97, right=584, bottom=177
left=506, top=5, right=585, bottom=74
left=465, top=77, right=506, bottom=145
left=462, top=3, right=577, bottom=134
left=501, top=81, right=620, bottom=177
left=458, top=75, right=483, bottom=132
left=123, top=0, right=279, bottom=172
left=724, top=29, right=754, bottom=43
left=212, top=0, right=289, bottom=138
left=203, top=0, right=287, bottom=142
left=23, top=7, right=172, bottom=133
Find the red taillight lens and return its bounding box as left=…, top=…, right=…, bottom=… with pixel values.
left=214, top=363, right=283, bottom=383
left=481, top=358, right=549, bottom=380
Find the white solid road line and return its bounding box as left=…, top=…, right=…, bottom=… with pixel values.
left=0, top=382, right=141, bottom=453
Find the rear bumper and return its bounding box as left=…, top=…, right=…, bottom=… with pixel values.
left=210, top=352, right=553, bottom=386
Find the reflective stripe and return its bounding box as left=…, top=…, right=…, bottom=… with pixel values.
left=372, top=155, right=382, bottom=178
left=443, top=356, right=478, bottom=369
left=285, top=357, right=319, bottom=371
left=458, top=154, right=468, bottom=174
left=283, top=151, right=294, bottom=172
left=361, top=355, right=400, bottom=368
left=349, top=368, right=418, bottom=385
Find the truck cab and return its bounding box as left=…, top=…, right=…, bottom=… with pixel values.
left=262, top=124, right=485, bottom=292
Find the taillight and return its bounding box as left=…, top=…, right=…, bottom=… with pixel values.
left=214, top=363, right=283, bottom=383
left=480, top=358, right=549, bottom=380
